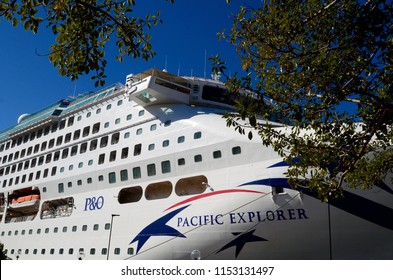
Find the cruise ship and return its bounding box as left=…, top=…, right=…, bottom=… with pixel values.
left=0, top=68, right=392, bottom=260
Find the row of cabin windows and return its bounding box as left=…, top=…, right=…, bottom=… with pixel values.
left=6, top=247, right=133, bottom=258
left=57, top=145, right=241, bottom=194
left=0, top=98, right=132, bottom=152
left=1, top=222, right=110, bottom=237
left=0, top=130, right=121, bottom=182
left=1, top=167, right=58, bottom=188
left=0, top=122, right=101, bottom=165
left=0, top=129, right=203, bottom=189
left=0, top=116, right=169, bottom=177
left=0, top=142, right=240, bottom=190
left=0, top=101, right=146, bottom=164
left=0, top=127, right=195, bottom=178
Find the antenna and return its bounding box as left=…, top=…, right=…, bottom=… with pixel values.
left=177, top=62, right=181, bottom=76
left=163, top=55, right=168, bottom=72
left=204, top=50, right=207, bottom=79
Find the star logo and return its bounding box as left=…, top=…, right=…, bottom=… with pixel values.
left=130, top=205, right=189, bottom=254
left=217, top=230, right=267, bottom=258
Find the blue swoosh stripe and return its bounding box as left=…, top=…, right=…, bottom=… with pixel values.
left=239, top=177, right=393, bottom=231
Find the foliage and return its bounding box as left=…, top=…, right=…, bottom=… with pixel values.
left=0, top=0, right=173, bottom=86
left=213, top=0, right=393, bottom=201
left=0, top=242, right=9, bottom=260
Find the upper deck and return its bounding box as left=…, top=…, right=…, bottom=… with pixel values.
left=0, top=84, right=123, bottom=144
left=0, top=68, right=267, bottom=147
left=125, top=68, right=238, bottom=110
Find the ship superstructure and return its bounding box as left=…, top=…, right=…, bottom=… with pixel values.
left=0, top=69, right=392, bottom=260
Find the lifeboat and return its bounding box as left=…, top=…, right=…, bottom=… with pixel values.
left=7, top=187, right=41, bottom=211
left=9, top=194, right=40, bottom=209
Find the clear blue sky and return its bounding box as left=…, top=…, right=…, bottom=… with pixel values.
left=0, top=0, right=246, bottom=132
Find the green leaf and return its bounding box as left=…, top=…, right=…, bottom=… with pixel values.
left=12, top=17, right=18, bottom=27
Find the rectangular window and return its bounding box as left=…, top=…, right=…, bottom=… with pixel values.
left=46, top=153, right=52, bottom=163
left=109, top=151, right=116, bottom=162
left=134, top=144, right=142, bottom=156
left=68, top=116, right=75, bottom=127
left=38, top=156, right=44, bottom=165
left=161, top=161, right=171, bottom=174
left=194, top=131, right=202, bottom=139
left=98, top=154, right=105, bottom=165
left=56, top=136, right=63, bottom=146
left=54, top=151, right=60, bottom=161
left=147, top=164, right=156, bottom=176
left=121, top=147, right=129, bottom=159
left=90, top=139, right=98, bottom=151
left=73, top=129, right=80, bottom=140
left=64, top=133, right=72, bottom=143
left=83, top=126, right=90, bottom=137
left=62, top=148, right=69, bottom=159
left=71, top=145, right=78, bottom=156
left=111, top=132, right=120, bottom=144
left=59, top=120, right=65, bottom=130
left=213, top=150, right=222, bottom=159
left=100, top=136, right=108, bottom=148
left=194, top=154, right=202, bottom=162
left=58, top=183, right=64, bottom=193
left=120, top=169, right=128, bottom=181
left=177, top=136, right=185, bottom=143
left=80, top=142, right=88, bottom=154
left=41, top=142, right=47, bottom=151
left=133, top=167, right=141, bottom=179
left=109, top=172, right=116, bottom=184
left=92, top=123, right=100, bottom=134
left=232, top=146, right=242, bottom=155
left=49, top=139, right=55, bottom=148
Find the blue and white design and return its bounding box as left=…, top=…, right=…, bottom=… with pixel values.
left=0, top=68, right=392, bottom=260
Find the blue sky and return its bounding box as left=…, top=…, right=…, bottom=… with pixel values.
left=0, top=0, right=246, bottom=131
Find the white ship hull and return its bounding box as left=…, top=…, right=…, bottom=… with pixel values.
left=1, top=69, right=392, bottom=260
